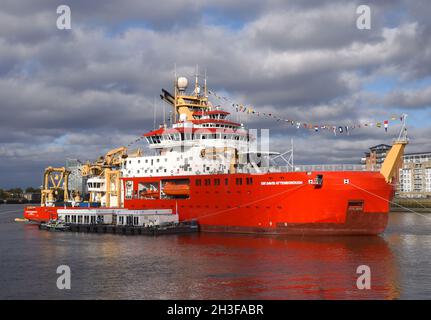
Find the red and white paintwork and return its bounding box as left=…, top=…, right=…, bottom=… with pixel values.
left=24, top=78, right=395, bottom=235
left=24, top=170, right=393, bottom=235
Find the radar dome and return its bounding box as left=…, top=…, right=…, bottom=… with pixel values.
left=177, top=77, right=188, bottom=91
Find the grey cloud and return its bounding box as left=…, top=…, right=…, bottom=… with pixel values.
left=1, top=0, right=431, bottom=188
left=247, top=3, right=385, bottom=51
left=383, top=85, right=431, bottom=109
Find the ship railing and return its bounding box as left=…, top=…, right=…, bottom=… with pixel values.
left=292, top=164, right=369, bottom=172
left=238, top=164, right=375, bottom=173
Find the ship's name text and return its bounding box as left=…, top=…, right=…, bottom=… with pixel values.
left=261, top=181, right=303, bottom=186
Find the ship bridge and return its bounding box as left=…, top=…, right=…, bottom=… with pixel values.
left=123, top=74, right=258, bottom=178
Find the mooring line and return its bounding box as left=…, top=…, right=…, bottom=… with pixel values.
left=350, top=182, right=431, bottom=221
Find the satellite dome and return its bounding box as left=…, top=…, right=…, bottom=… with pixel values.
left=177, top=77, right=188, bottom=91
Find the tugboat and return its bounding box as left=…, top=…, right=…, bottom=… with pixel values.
left=39, top=219, right=70, bottom=232
left=24, top=73, right=408, bottom=235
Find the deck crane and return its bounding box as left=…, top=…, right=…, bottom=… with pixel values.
left=40, top=167, right=71, bottom=207
left=81, top=146, right=142, bottom=207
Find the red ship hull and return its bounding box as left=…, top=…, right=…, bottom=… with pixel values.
left=24, top=171, right=393, bottom=235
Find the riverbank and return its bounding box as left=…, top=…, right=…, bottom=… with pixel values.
left=0, top=199, right=39, bottom=204
left=391, top=198, right=431, bottom=212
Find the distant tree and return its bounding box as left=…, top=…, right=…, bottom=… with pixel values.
left=7, top=188, right=23, bottom=198
left=25, top=187, right=40, bottom=193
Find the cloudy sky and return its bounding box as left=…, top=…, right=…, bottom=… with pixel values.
left=1, top=0, right=431, bottom=188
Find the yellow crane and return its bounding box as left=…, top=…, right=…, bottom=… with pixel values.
left=41, top=167, right=71, bottom=206
left=380, top=114, right=409, bottom=183
left=81, top=146, right=142, bottom=207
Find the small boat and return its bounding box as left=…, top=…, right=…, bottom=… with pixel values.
left=163, top=182, right=190, bottom=196
left=39, top=220, right=70, bottom=232
left=140, top=189, right=160, bottom=199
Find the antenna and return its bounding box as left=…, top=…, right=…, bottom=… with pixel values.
left=153, top=97, right=156, bottom=129
left=204, top=68, right=207, bottom=98
left=195, top=64, right=199, bottom=97
left=290, top=138, right=294, bottom=170
left=163, top=99, right=166, bottom=126
left=174, top=63, right=177, bottom=123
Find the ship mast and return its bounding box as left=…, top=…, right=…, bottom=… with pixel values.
left=174, top=64, right=177, bottom=123
left=194, top=65, right=199, bottom=97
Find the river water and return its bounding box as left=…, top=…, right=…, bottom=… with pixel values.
left=0, top=204, right=430, bottom=299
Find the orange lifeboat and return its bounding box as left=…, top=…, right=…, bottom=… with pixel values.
left=140, top=189, right=159, bottom=199
left=163, top=182, right=190, bottom=196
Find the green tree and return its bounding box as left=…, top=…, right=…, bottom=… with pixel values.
left=25, top=187, right=40, bottom=193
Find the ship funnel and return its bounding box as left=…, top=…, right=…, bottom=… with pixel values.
left=380, top=114, right=409, bottom=183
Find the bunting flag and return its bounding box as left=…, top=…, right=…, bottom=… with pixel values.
left=209, top=89, right=405, bottom=135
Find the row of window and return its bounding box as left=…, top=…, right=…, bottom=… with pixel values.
left=129, top=168, right=170, bottom=175
left=64, top=215, right=102, bottom=224
left=128, top=158, right=168, bottom=165
left=118, top=216, right=139, bottom=225
left=88, top=182, right=104, bottom=188
left=63, top=215, right=146, bottom=226
left=147, top=133, right=248, bottom=144
left=195, top=177, right=254, bottom=186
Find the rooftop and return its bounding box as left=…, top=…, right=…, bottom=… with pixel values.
left=404, top=151, right=431, bottom=157
left=369, top=144, right=391, bottom=151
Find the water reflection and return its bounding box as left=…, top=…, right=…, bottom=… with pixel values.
left=173, top=234, right=400, bottom=299
left=0, top=205, right=406, bottom=299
